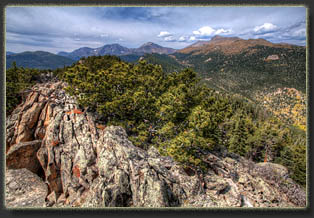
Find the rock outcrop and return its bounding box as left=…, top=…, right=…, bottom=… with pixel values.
left=5, top=81, right=306, bottom=208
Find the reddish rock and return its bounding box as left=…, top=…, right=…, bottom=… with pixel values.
left=73, top=165, right=81, bottom=178
left=6, top=140, right=42, bottom=174
left=16, top=102, right=45, bottom=144
left=46, top=191, right=58, bottom=206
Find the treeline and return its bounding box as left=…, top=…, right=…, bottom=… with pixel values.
left=143, top=53, right=185, bottom=73
left=144, top=45, right=306, bottom=99
left=58, top=55, right=306, bottom=186
left=6, top=62, right=43, bottom=115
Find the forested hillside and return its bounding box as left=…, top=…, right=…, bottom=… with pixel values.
left=142, top=40, right=306, bottom=131
left=144, top=45, right=305, bottom=96
left=175, top=45, right=305, bottom=96
left=6, top=51, right=75, bottom=69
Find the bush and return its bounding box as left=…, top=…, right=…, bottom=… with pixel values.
left=6, top=62, right=41, bottom=115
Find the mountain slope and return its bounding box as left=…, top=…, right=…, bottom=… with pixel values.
left=58, top=42, right=176, bottom=60
left=179, top=35, right=296, bottom=55
left=6, top=51, right=15, bottom=55
left=97, top=43, right=131, bottom=56
left=58, top=47, right=99, bottom=60
left=141, top=36, right=306, bottom=130
left=6, top=51, right=75, bottom=69
left=144, top=36, right=305, bottom=96
left=133, top=42, right=176, bottom=55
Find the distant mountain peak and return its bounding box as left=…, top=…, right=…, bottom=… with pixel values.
left=211, top=35, right=224, bottom=40
left=56, top=42, right=176, bottom=60
left=104, top=43, right=124, bottom=47
left=136, top=42, right=176, bottom=55
left=210, top=35, right=241, bottom=42
left=139, top=42, right=162, bottom=48
left=142, top=42, right=155, bottom=46
left=179, top=35, right=296, bottom=55
left=190, top=40, right=210, bottom=48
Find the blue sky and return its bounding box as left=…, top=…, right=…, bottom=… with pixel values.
left=6, top=6, right=306, bottom=54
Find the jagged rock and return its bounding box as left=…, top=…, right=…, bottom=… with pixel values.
left=254, top=162, right=289, bottom=179
left=5, top=168, right=48, bottom=208
left=252, top=162, right=306, bottom=207
left=266, top=54, right=279, bottom=61
left=46, top=191, right=58, bottom=207
left=6, top=140, right=42, bottom=174
left=5, top=81, right=306, bottom=208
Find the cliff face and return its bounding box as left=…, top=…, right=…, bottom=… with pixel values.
left=5, top=80, right=306, bottom=208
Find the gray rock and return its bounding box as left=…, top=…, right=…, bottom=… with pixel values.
left=5, top=168, right=48, bottom=208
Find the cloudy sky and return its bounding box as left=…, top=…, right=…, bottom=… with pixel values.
left=6, top=6, right=306, bottom=54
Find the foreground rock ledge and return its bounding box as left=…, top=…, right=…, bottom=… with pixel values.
left=5, top=81, right=306, bottom=208
left=5, top=168, right=48, bottom=208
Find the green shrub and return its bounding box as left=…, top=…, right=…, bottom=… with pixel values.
left=6, top=62, right=41, bottom=115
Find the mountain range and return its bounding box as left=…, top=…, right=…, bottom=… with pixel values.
left=6, top=42, right=176, bottom=69
left=6, top=36, right=304, bottom=71
left=6, top=35, right=306, bottom=109
left=57, top=42, right=176, bottom=60
left=6, top=51, right=75, bottom=70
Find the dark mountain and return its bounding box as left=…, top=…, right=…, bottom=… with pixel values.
left=6, top=51, right=76, bottom=69
left=140, top=53, right=185, bottom=72
left=119, top=54, right=142, bottom=63
left=6, top=51, right=15, bottom=56
left=63, top=44, right=132, bottom=60
left=133, top=42, right=176, bottom=55
left=58, top=42, right=176, bottom=60
left=59, top=47, right=98, bottom=61
left=57, top=51, right=70, bottom=56
left=98, top=43, right=131, bottom=56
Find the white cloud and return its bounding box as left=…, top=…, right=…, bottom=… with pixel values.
left=215, top=28, right=231, bottom=35
left=164, top=36, right=175, bottom=42
left=293, top=28, right=306, bottom=37
left=192, top=26, right=231, bottom=38
left=5, top=7, right=306, bottom=52
left=189, top=36, right=196, bottom=41
left=158, top=31, right=172, bottom=37
left=178, top=36, right=187, bottom=42
left=193, top=26, right=216, bottom=36
left=254, top=23, right=278, bottom=33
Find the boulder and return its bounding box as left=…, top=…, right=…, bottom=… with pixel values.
left=5, top=168, right=48, bottom=208
left=6, top=140, right=42, bottom=174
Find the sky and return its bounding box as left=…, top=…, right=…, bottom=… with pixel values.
left=6, top=6, right=306, bottom=54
